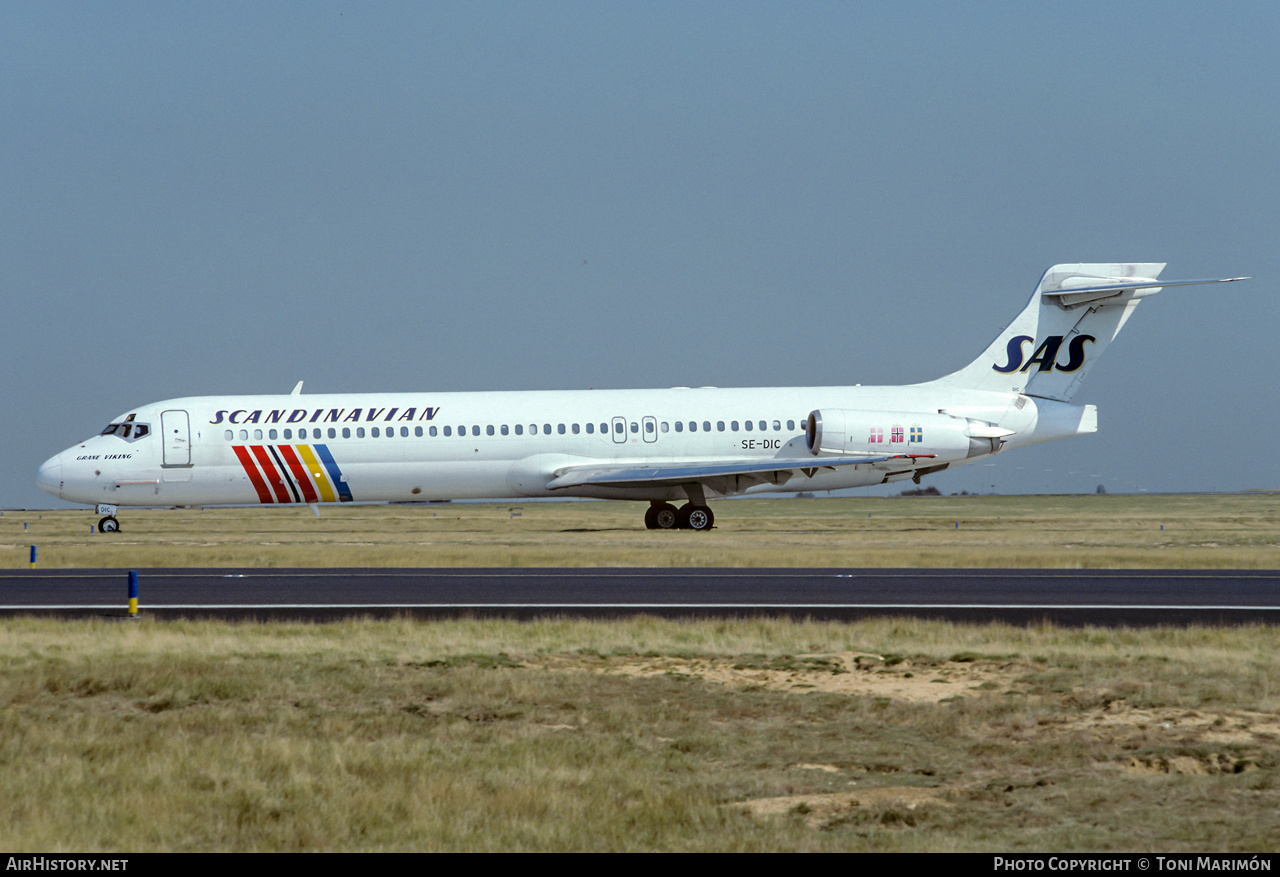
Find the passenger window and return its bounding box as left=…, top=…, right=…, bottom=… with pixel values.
left=401, top=427, right=409, bottom=437
left=730, top=421, right=739, bottom=432
left=515, top=424, right=523, bottom=435
left=717, top=421, right=725, bottom=432
left=557, top=424, right=565, bottom=435
left=773, top=421, right=781, bottom=431
left=429, top=426, right=437, bottom=436
left=328, top=428, right=337, bottom=439
left=283, top=429, right=292, bottom=440
left=254, top=429, right=263, bottom=440
left=342, top=428, right=351, bottom=439
left=269, top=429, right=278, bottom=440
left=444, top=426, right=452, bottom=436
left=744, top=420, right=752, bottom=431
left=586, top=423, right=594, bottom=434
left=688, top=421, right=696, bottom=432
left=239, top=429, right=249, bottom=441
left=630, top=422, right=638, bottom=433
left=501, top=425, right=509, bottom=436
left=572, top=423, right=580, bottom=434
left=675, top=421, right=683, bottom=432
left=472, top=426, right=480, bottom=436
left=644, top=421, right=654, bottom=434
left=359, top=428, right=368, bottom=438
left=703, top=421, right=711, bottom=432
left=416, top=426, right=424, bottom=437
left=224, top=430, right=233, bottom=440
left=660, top=422, right=668, bottom=432
left=600, top=422, right=608, bottom=434
left=487, top=425, right=495, bottom=436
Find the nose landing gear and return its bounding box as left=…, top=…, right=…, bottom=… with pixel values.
left=95, top=504, right=121, bottom=534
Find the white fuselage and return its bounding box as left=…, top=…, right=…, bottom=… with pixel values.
left=36, top=384, right=1094, bottom=509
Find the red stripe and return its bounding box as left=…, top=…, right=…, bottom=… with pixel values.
left=233, top=445, right=274, bottom=504
left=250, top=445, right=293, bottom=503
left=277, top=445, right=319, bottom=504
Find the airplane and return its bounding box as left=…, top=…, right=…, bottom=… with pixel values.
left=37, top=263, right=1245, bottom=533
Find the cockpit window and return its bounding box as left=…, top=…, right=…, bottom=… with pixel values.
left=100, top=421, right=152, bottom=442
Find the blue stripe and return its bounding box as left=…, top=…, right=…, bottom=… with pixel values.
left=313, top=444, right=353, bottom=502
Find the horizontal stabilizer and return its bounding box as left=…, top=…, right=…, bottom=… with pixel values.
left=1042, top=275, right=1249, bottom=309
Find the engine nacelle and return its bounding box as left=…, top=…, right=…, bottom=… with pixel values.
left=806, top=409, right=1011, bottom=460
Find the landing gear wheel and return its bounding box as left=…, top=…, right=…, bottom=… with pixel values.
left=677, top=504, right=714, bottom=531
left=645, top=503, right=679, bottom=530
left=98, top=516, right=120, bottom=533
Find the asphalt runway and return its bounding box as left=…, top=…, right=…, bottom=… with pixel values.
left=3, top=568, right=1280, bottom=625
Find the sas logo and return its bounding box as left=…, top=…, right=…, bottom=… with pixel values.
left=992, top=334, right=1095, bottom=374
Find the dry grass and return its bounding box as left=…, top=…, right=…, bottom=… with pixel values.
left=6, top=493, right=1280, bottom=568
left=1, top=617, right=1278, bottom=851
left=5, top=496, right=1278, bottom=850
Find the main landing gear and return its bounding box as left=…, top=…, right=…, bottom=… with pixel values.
left=644, top=501, right=715, bottom=531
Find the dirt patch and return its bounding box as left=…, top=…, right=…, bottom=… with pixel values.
left=535, top=651, right=1010, bottom=703
left=731, top=786, right=951, bottom=829
left=1124, top=754, right=1258, bottom=775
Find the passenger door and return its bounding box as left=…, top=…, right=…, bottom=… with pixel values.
left=161, top=409, right=191, bottom=467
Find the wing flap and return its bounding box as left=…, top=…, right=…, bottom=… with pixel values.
left=545, top=454, right=935, bottom=491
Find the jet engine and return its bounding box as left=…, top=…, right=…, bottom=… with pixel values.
left=805, top=409, right=1012, bottom=460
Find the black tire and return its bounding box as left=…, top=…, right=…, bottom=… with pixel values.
left=653, top=504, right=679, bottom=530
left=98, top=516, right=120, bottom=533
left=685, top=505, right=714, bottom=532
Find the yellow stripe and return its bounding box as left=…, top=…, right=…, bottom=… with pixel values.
left=297, top=445, right=337, bottom=503
left=128, top=598, right=138, bottom=616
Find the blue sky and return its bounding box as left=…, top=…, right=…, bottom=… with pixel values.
left=4, top=2, right=1276, bottom=508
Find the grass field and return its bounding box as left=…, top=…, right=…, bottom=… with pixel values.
left=5, top=493, right=1280, bottom=568
left=3, top=495, right=1278, bottom=851
left=2, top=616, right=1277, bottom=852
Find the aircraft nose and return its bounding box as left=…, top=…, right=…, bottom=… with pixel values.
left=36, top=453, right=63, bottom=499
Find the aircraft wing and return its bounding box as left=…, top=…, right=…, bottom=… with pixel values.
left=545, top=453, right=935, bottom=492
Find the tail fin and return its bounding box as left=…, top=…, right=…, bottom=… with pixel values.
left=928, top=263, right=1246, bottom=401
